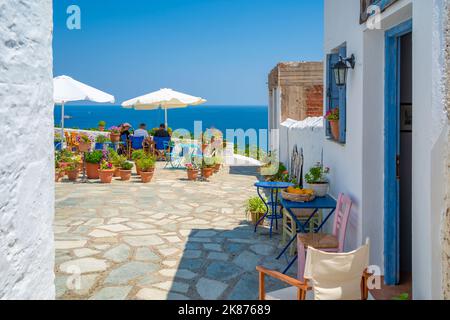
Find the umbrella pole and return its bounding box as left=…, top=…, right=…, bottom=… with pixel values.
left=164, top=108, right=168, bottom=129
left=61, top=102, right=65, bottom=148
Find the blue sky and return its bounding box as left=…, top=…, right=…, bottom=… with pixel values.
left=53, top=0, right=324, bottom=105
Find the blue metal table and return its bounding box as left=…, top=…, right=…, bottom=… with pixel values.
left=254, top=181, right=295, bottom=238
left=277, top=194, right=337, bottom=274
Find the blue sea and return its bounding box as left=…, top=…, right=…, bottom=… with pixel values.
left=54, top=105, right=268, bottom=137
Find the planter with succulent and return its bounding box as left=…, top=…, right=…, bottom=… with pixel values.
left=98, top=159, right=115, bottom=183
left=77, top=134, right=92, bottom=152
left=185, top=163, right=199, bottom=181
left=132, top=149, right=146, bottom=175
left=108, top=126, right=121, bottom=142
left=85, top=150, right=103, bottom=179
left=66, top=160, right=80, bottom=181
left=119, top=161, right=133, bottom=181
left=305, top=163, right=330, bottom=197
left=325, top=107, right=340, bottom=141
left=246, top=197, right=267, bottom=225
left=98, top=120, right=106, bottom=131
left=137, top=155, right=156, bottom=183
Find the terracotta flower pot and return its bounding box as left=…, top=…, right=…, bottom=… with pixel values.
left=110, top=133, right=120, bottom=143
left=99, top=126, right=105, bottom=131
left=187, top=169, right=199, bottom=181
left=79, top=141, right=91, bottom=152
left=86, top=162, right=100, bottom=179
left=135, top=163, right=141, bottom=176
left=67, top=169, right=79, bottom=181
left=329, top=120, right=340, bottom=141
left=119, top=169, right=132, bottom=181
left=140, top=169, right=154, bottom=183
left=214, top=163, right=221, bottom=173
left=113, top=167, right=121, bottom=177
left=202, top=167, right=213, bottom=178
left=55, top=170, right=63, bottom=182
left=98, top=169, right=114, bottom=183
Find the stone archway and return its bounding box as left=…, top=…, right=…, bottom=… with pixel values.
left=0, top=0, right=55, bottom=299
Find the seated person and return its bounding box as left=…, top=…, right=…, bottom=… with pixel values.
left=134, top=123, right=150, bottom=139
left=154, top=123, right=170, bottom=138
left=119, top=123, right=132, bottom=139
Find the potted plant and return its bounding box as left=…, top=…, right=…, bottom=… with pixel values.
left=132, top=149, right=146, bottom=175
left=212, top=156, right=222, bottom=173
left=325, top=107, right=340, bottom=141
left=119, top=161, right=133, bottom=181
left=95, top=134, right=110, bottom=150
left=85, top=150, right=103, bottom=179
left=108, top=126, right=121, bottom=143
left=185, top=163, right=199, bottom=181
left=108, top=149, right=125, bottom=177
left=246, top=197, right=266, bottom=225
left=77, top=134, right=92, bottom=152
left=66, top=160, right=80, bottom=182
left=305, top=163, right=330, bottom=197
left=55, top=158, right=65, bottom=182
left=98, top=120, right=106, bottom=131
left=137, top=155, right=156, bottom=183
left=98, top=159, right=115, bottom=183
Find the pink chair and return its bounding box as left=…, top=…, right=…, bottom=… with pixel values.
left=297, top=193, right=352, bottom=281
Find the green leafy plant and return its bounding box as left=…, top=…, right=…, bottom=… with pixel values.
left=99, top=159, right=113, bottom=170
left=392, top=293, right=409, bottom=300
left=56, top=149, right=74, bottom=163
left=54, top=133, right=63, bottom=142
left=305, top=163, right=330, bottom=184
left=132, top=149, right=146, bottom=161
left=98, top=120, right=106, bottom=127
left=96, top=135, right=110, bottom=143
left=149, top=127, right=173, bottom=136
left=120, top=161, right=133, bottom=170
left=246, top=197, right=266, bottom=214
left=325, top=107, right=339, bottom=121
left=137, top=156, right=156, bottom=172
left=65, top=159, right=79, bottom=172
left=85, top=150, right=103, bottom=164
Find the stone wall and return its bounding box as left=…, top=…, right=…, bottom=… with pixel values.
left=0, top=0, right=55, bottom=299
left=444, top=0, right=450, bottom=300
left=268, top=62, right=323, bottom=123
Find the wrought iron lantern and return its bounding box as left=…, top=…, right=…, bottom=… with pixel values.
left=333, top=54, right=356, bottom=87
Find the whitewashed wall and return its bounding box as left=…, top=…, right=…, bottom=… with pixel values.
left=0, top=0, right=55, bottom=299
left=279, top=117, right=324, bottom=175
left=324, top=0, right=448, bottom=299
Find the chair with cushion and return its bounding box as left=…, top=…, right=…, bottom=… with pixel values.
left=257, top=240, right=371, bottom=300
left=296, top=193, right=352, bottom=281
left=282, top=208, right=323, bottom=256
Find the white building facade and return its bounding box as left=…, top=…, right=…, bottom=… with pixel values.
left=323, top=0, right=449, bottom=299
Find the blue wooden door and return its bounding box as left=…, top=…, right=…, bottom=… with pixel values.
left=384, top=19, right=412, bottom=286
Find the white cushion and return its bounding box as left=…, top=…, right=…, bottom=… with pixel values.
left=266, top=286, right=374, bottom=301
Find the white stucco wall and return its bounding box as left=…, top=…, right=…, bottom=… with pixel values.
left=0, top=0, right=55, bottom=299
left=324, top=0, right=447, bottom=299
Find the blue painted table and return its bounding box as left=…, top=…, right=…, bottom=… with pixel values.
left=277, top=194, right=337, bottom=273
left=254, top=181, right=295, bottom=238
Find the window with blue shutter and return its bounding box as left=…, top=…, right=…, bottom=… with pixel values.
left=326, top=46, right=347, bottom=144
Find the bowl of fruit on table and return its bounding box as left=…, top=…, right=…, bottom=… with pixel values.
left=281, top=186, right=315, bottom=202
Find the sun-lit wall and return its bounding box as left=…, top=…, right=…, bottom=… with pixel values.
left=0, top=0, right=55, bottom=299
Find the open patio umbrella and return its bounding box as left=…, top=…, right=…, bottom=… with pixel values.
left=54, top=75, right=115, bottom=141
left=121, top=88, right=206, bottom=128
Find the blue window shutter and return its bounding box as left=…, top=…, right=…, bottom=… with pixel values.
left=326, top=53, right=340, bottom=138
left=338, top=46, right=347, bottom=143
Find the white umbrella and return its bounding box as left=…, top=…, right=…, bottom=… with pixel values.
left=54, top=75, right=115, bottom=141
left=121, top=88, right=206, bottom=128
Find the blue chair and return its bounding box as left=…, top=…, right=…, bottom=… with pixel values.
left=153, top=136, right=171, bottom=160
left=130, top=136, right=145, bottom=150
left=54, top=141, right=63, bottom=151
left=95, top=142, right=105, bottom=150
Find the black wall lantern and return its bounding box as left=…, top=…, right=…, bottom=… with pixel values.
left=333, top=54, right=356, bottom=87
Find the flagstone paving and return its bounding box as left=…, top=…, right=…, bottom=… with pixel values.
left=54, top=163, right=294, bottom=300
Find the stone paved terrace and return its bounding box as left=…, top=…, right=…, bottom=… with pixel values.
left=54, top=163, right=295, bottom=300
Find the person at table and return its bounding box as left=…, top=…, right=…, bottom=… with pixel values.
left=119, top=123, right=132, bottom=139
left=134, top=123, right=150, bottom=139
left=154, top=123, right=170, bottom=138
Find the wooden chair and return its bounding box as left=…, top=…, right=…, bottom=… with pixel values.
left=257, top=240, right=371, bottom=300
left=282, top=208, right=323, bottom=256
left=297, top=193, right=352, bottom=281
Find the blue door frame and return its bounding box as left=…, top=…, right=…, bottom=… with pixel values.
left=384, top=19, right=412, bottom=285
